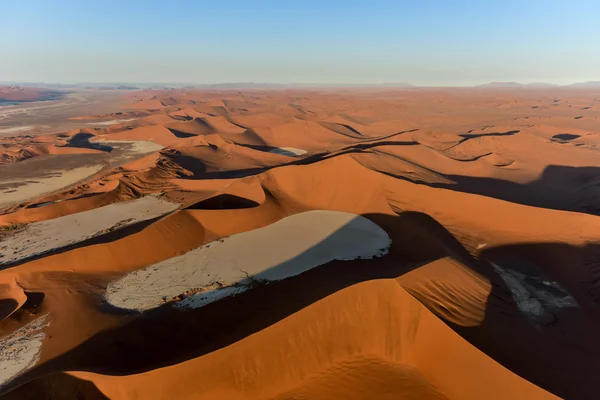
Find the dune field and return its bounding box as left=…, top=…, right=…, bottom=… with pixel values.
left=1, top=87, right=600, bottom=399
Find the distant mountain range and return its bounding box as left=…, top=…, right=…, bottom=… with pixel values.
left=566, top=81, right=600, bottom=88
left=477, top=81, right=600, bottom=88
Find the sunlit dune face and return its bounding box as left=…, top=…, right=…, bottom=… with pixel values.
left=399, top=257, right=492, bottom=327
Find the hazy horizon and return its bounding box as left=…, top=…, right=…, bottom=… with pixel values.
left=2, top=0, right=599, bottom=85
left=2, top=80, right=600, bottom=89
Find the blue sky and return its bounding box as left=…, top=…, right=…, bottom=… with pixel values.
left=1, top=0, right=598, bottom=85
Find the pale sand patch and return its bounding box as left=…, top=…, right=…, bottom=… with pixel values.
left=106, top=210, right=391, bottom=311
left=0, top=315, right=48, bottom=390
left=268, top=147, right=307, bottom=157
left=0, top=126, right=34, bottom=134
left=0, top=165, right=104, bottom=208
left=0, top=196, right=179, bottom=266
left=86, top=118, right=136, bottom=126
left=91, top=139, right=164, bottom=154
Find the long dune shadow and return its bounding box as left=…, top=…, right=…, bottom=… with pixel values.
left=437, top=130, right=520, bottom=151
left=165, top=128, right=197, bottom=138
left=4, top=212, right=600, bottom=399
left=458, top=130, right=520, bottom=139
left=229, top=143, right=279, bottom=153
left=180, top=139, right=419, bottom=180
left=318, top=121, right=365, bottom=137
left=434, top=164, right=600, bottom=216
left=65, top=133, right=113, bottom=152
left=339, top=128, right=419, bottom=143
left=347, top=140, right=419, bottom=149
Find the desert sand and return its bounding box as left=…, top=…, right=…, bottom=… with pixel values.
left=0, top=87, right=600, bottom=399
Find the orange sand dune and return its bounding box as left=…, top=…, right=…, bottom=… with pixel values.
left=61, top=280, right=554, bottom=400
left=166, top=142, right=297, bottom=178
left=227, top=112, right=297, bottom=128
left=125, top=99, right=163, bottom=110
left=168, top=108, right=205, bottom=120
left=165, top=116, right=245, bottom=136
left=0, top=140, right=105, bottom=166
left=95, top=124, right=172, bottom=146
left=192, top=103, right=229, bottom=116
left=224, top=119, right=362, bottom=153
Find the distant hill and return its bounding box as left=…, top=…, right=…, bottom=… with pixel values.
left=568, top=81, right=600, bottom=88
left=478, top=81, right=600, bottom=88
left=81, top=84, right=139, bottom=90
left=478, top=82, right=524, bottom=88
left=524, top=82, right=559, bottom=87
left=477, top=82, right=558, bottom=88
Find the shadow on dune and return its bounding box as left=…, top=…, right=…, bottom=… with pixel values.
left=188, top=194, right=260, bottom=210
left=459, top=130, right=520, bottom=139
left=436, top=165, right=600, bottom=216
left=228, top=143, right=278, bottom=153
left=165, top=153, right=207, bottom=176
left=165, top=128, right=197, bottom=139
left=0, top=298, right=19, bottom=321
left=22, top=292, right=45, bottom=310
left=176, top=139, right=419, bottom=180
left=0, top=292, right=45, bottom=326
left=1, top=372, right=109, bottom=400
left=318, top=121, right=365, bottom=137
left=551, top=133, right=580, bottom=141
left=5, top=210, right=600, bottom=399
left=437, top=130, right=521, bottom=151
left=454, top=241, right=600, bottom=400
left=65, top=133, right=113, bottom=153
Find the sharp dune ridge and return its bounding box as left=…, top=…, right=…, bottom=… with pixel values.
left=0, top=88, right=600, bottom=399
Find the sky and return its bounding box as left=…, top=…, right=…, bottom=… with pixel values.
left=1, top=0, right=599, bottom=86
